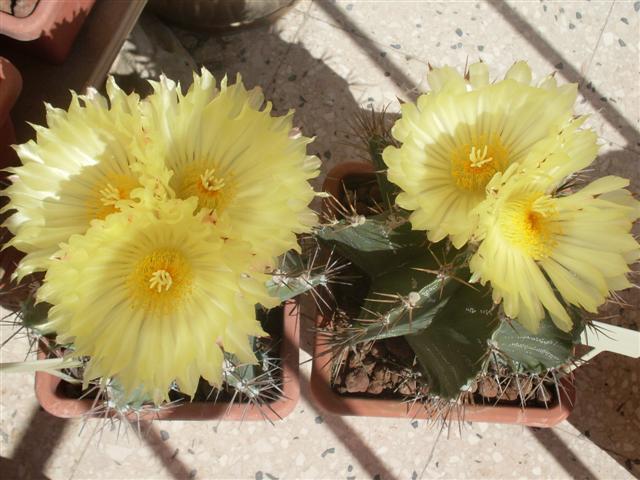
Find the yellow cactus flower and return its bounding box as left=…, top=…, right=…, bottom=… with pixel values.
left=2, top=79, right=147, bottom=280
left=37, top=198, right=278, bottom=404
left=383, top=61, right=585, bottom=248
left=470, top=164, right=640, bottom=333
left=141, top=69, right=320, bottom=265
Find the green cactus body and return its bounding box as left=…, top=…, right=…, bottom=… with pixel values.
left=312, top=160, right=585, bottom=402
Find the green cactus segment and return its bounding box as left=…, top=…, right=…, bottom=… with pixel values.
left=108, top=380, right=155, bottom=410
left=338, top=296, right=452, bottom=347
left=405, top=283, right=498, bottom=399
left=223, top=343, right=278, bottom=399
left=20, top=298, right=50, bottom=330
left=223, top=353, right=260, bottom=395
left=315, top=211, right=427, bottom=277
left=223, top=306, right=281, bottom=399
left=361, top=240, right=462, bottom=299
left=353, top=260, right=468, bottom=345
left=492, top=312, right=582, bottom=372
left=265, top=250, right=326, bottom=302
left=331, top=268, right=460, bottom=347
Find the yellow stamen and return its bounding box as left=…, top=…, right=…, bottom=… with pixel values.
left=89, top=175, right=138, bottom=221
left=451, top=134, right=509, bottom=193
left=129, top=248, right=192, bottom=314
left=171, top=162, right=235, bottom=213
left=99, top=183, right=121, bottom=206
left=499, top=193, right=559, bottom=259
left=469, top=145, right=493, bottom=167
left=199, top=168, right=226, bottom=192
left=149, top=269, right=173, bottom=292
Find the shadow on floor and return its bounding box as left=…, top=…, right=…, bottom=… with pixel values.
left=568, top=354, right=640, bottom=479
left=0, top=456, right=51, bottom=480
left=142, top=423, right=197, bottom=479
left=8, top=407, right=68, bottom=479
left=489, top=1, right=640, bottom=153
left=297, top=370, right=400, bottom=480
left=528, top=427, right=597, bottom=480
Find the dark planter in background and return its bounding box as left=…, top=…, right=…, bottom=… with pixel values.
left=149, top=0, right=296, bottom=32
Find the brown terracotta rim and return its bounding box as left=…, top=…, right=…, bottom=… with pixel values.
left=311, top=324, right=575, bottom=426
left=309, top=161, right=575, bottom=427
left=35, top=301, right=300, bottom=421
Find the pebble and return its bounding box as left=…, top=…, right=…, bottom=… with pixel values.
left=345, top=368, right=370, bottom=392
left=478, top=377, right=499, bottom=398
left=536, top=385, right=552, bottom=403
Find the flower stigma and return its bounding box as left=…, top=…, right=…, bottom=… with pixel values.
left=499, top=193, right=559, bottom=260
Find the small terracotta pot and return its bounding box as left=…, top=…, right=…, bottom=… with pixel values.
left=0, top=0, right=96, bottom=64
left=0, top=57, right=23, bottom=294
left=36, top=301, right=301, bottom=421
left=310, top=161, right=575, bottom=427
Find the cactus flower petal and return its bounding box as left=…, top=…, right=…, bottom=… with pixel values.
left=470, top=164, right=640, bottom=333
left=141, top=69, right=320, bottom=267
left=2, top=82, right=149, bottom=280
left=383, top=61, right=583, bottom=247
left=37, top=199, right=273, bottom=403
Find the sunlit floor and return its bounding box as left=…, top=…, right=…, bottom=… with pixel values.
left=1, top=1, right=639, bottom=478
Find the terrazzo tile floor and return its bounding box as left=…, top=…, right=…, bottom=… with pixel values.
left=1, top=1, right=639, bottom=478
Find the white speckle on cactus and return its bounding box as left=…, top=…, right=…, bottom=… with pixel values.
left=271, top=271, right=288, bottom=286
left=407, top=291, right=420, bottom=307
left=348, top=215, right=366, bottom=226
left=223, top=359, right=235, bottom=375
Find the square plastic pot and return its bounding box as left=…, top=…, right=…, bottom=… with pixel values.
left=35, top=301, right=300, bottom=421
left=309, top=161, right=575, bottom=427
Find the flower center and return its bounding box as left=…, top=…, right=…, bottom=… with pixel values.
left=90, top=175, right=138, bottom=221
left=129, top=248, right=192, bottom=314
left=499, top=193, right=559, bottom=260
left=451, top=134, right=509, bottom=193
left=172, top=163, right=234, bottom=214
